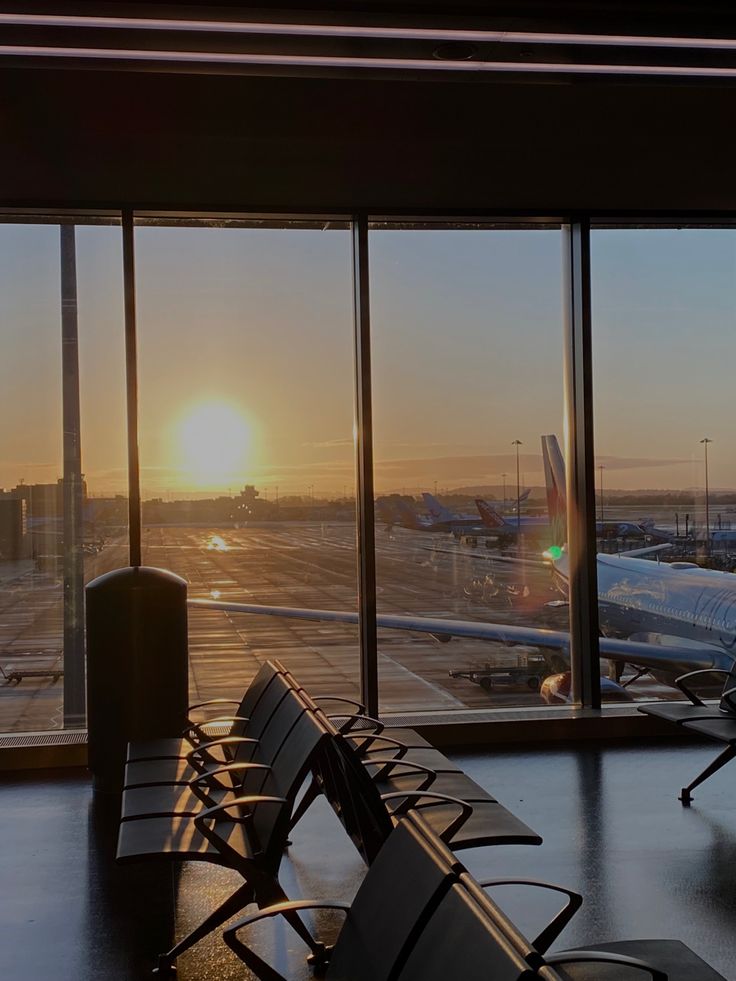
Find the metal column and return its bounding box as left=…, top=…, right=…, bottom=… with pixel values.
left=60, top=224, right=86, bottom=727
left=351, top=215, right=379, bottom=716
left=563, top=221, right=601, bottom=708
left=122, top=210, right=142, bottom=567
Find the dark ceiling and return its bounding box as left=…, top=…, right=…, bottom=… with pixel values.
left=2, top=3, right=736, bottom=213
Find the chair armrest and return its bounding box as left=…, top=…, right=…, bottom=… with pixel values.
left=544, top=949, right=666, bottom=980
left=224, top=901, right=350, bottom=981
left=182, top=715, right=250, bottom=742
left=189, top=698, right=242, bottom=712
left=356, top=734, right=409, bottom=759
left=366, top=758, right=436, bottom=788
left=674, top=668, right=730, bottom=706
left=188, top=761, right=271, bottom=792
left=720, top=684, right=736, bottom=711
left=186, top=737, right=257, bottom=764
left=380, top=790, right=472, bottom=842
left=476, top=878, right=582, bottom=953
left=313, top=695, right=366, bottom=713
left=194, top=795, right=288, bottom=863
left=195, top=794, right=288, bottom=825
left=329, top=712, right=384, bottom=737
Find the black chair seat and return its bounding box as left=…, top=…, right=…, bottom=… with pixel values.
left=684, top=717, right=736, bottom=742
left=639, top=703, right=726, bottom=726
left=391, top=798, right=542, bottom=849
left=124, top=756, right=198, bottom=787
left=546, top=939, right=727, bottom=980
left=381, top=727, right=433, bottom=749
left=121, top=783, right=213, bottom=820
left=117, top=814, right=254, bottom=864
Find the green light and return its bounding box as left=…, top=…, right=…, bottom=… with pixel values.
left=548, top=545, right=563, bottom=560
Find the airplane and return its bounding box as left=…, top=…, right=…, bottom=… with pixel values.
left=192, top=435, right=736, bottom=703
left=422, top=490, right=531, bottom=525
left=474, top=498, right=549, bottom=544
left=377, top=497, right=488, bottom=536
left=541, top=435, right=653, bottom=542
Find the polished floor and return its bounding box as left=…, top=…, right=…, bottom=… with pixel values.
left=2, top=740, right=736, bottom=980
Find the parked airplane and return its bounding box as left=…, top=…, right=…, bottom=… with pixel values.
left=475, top=499, right=549, bottom=543
left=377, top=497, right=487, bottom=535
left=423, top=490, right=531, bottom=525
left=541, top=435, right=652, bottom=541
left=192, top=435, right=736, bottom=702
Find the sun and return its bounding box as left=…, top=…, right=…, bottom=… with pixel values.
left=177, top=401, right=253, bottom=488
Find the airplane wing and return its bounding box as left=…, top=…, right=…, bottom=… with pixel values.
left=617, top=543, right=674, bottom=559
left=188, top=598, right=730, bottom=675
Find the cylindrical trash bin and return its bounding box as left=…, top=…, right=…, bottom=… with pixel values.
left=86, top=566, right=188, bottom=793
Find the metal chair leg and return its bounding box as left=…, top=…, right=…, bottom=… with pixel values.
left=679, top=744, right=736, bottom=805
left=153, top=881, right=254, bottom=974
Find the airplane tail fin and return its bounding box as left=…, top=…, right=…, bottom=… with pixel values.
left=422, top=492, right=453, bottom=522
left=541, top=434, right=567, bottom=545
left=475, top=498, right=507, bottom=529
left=509, top=487, right=531, bottom=512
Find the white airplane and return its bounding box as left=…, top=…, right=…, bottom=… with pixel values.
left=191, top=436, right=736, bottom=700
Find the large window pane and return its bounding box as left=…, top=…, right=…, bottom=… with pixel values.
left=136, top=218, right=358, bottom=716
left=592, top=227, right=736, bottom=703
left=370, top=223, right=570, bottom=712
left=0, top=218, right=126, bottom=732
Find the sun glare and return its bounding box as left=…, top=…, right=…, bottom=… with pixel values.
left=177, top=401, right=253, bottom=487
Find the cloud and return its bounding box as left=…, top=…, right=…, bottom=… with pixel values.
left=598, top=456, right=690, bottom=471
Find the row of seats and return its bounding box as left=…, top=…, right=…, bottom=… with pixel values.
left=116, top=660, right=725, bottom=979
left=639, top=666, right=736, bottom=803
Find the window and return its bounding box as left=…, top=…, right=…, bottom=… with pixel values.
left=369, top=222, right=570, bottom=712
left=135, top=217, right=360, bottom=709
left=0, top=217, right=126, bottom=731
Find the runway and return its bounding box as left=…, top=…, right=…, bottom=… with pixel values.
left=0, top=522, right=674, bottom=732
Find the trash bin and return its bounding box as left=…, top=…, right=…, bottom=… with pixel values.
left=86, top=566, right=189, bottom=793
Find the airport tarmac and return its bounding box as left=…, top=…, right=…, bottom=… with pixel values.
left=0, top=522, right=675, bottom=732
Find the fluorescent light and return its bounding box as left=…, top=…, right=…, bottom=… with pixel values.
left=2, top=43, right=736, bottom=78
left=0, top=12, right=736, bottom=52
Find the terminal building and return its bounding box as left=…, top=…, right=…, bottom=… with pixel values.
left=2, top=2, right=736, bottom=980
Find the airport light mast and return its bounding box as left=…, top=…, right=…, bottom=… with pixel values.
left=598, top=464, right=605, bottom=527
left=512, top=440, right=523, bottom=536
left=701, top=437, right=713, bottom=556
left=501, top=472, right=507, bottom=508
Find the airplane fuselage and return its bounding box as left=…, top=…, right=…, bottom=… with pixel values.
left=553, top=553, right=736, bottom=680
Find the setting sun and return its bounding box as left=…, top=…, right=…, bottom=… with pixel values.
left=176, top=401, right=253, bottom=487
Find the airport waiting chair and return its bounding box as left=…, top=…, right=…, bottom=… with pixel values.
left=121, top=672, right=313, bottom=819
left=223, top=810, right=512, bottom=981
left=117, top=691, right=331, bottom=975
left=224, top=811, right=726, bottom=981
left=638, top=664, right=736, bottom=730
left=637, top=662, right=736, bottom=804
left=675, top=714, right=736, bottom=804
left=126, top=658, right=290, bottom=764
left=312, top=718, right=542, bottom=860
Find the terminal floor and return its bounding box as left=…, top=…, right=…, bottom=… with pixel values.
left=1, top=740, right=736, bottom=980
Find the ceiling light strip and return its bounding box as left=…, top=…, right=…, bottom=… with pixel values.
left=1, top=44, right=736, bottom=77
left=0, top=12, right=736, bottom=51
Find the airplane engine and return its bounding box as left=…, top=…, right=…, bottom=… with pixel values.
left=540, top=672, right=634, bottom=704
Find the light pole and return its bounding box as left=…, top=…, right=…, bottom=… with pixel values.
left=598, top=464, right=605, bottom=527
left=512, top=440, right=523, bottom=536
left=433, top=479, right=438, bottom=496
left=700, top=438, right=713, bottom=556
left=501, top=472, right=507, bottom=508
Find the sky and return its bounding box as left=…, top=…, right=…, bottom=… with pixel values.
left=1, top=221, right=735, bottom=498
